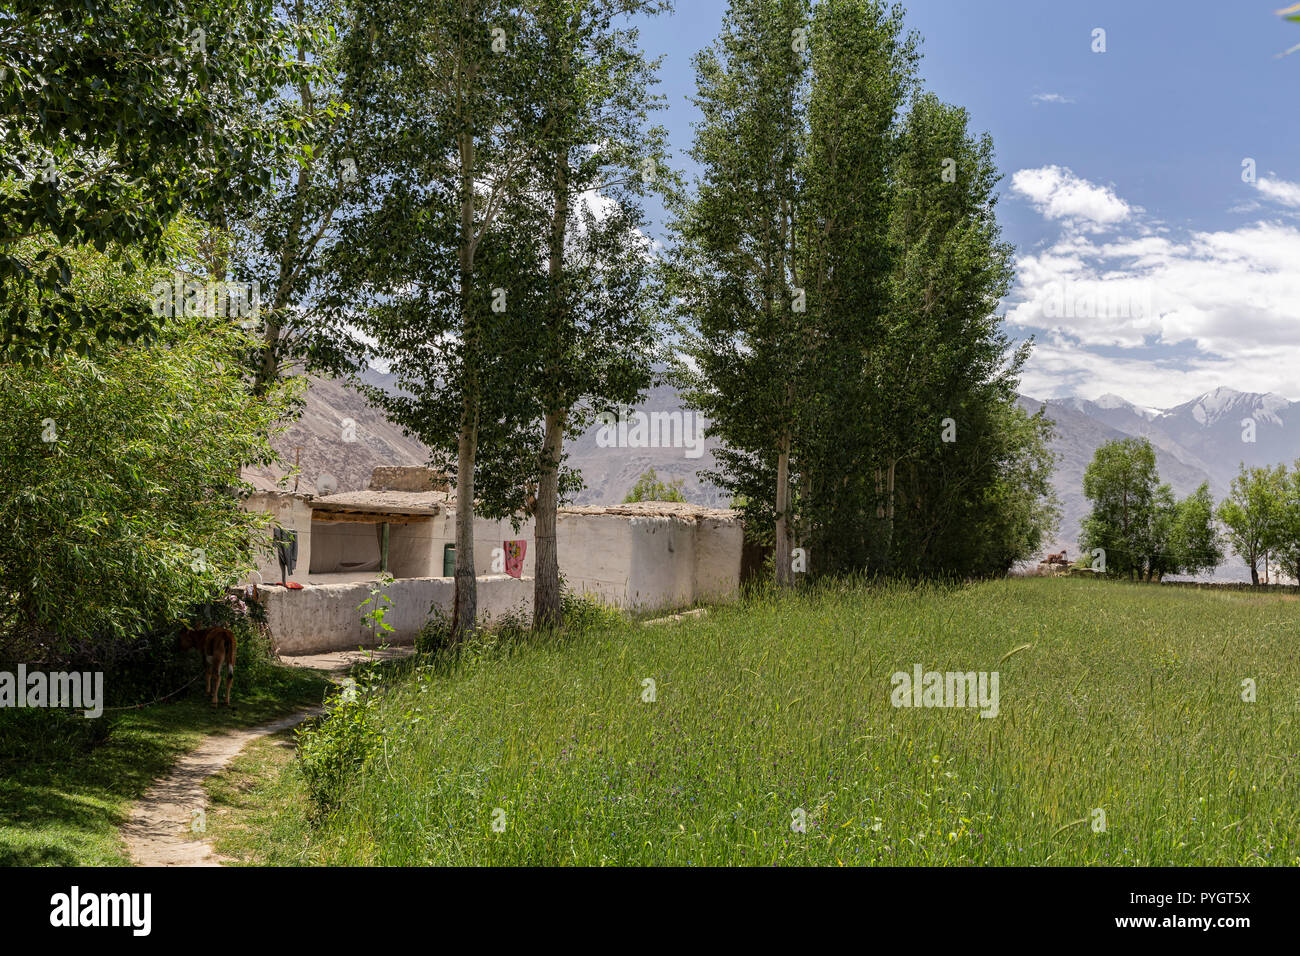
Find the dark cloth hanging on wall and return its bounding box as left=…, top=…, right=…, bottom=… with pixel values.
left=273, top=527, right=298, bottom=585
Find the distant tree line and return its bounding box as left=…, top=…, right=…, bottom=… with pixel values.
left=1080, top=436, right=1300, bottom=585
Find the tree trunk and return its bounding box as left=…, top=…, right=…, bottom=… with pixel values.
left=884, top=457, right=897, bottom=569
left=1250, top=560, right=1259, bottom=586
left=797, top=469, right=811, bottom=566
left=452, top=400, right=478, bottom=641
left=251, top=8, right=317, bottom=399
left=451, top=128, right=479, bottom=642
left=253, top=314, right=282, bottom=396
left=533, top=406, right=565, bottom=629
left=774, top=426, right=793, bottom=587
left=534, top=110, right=570, bottom=630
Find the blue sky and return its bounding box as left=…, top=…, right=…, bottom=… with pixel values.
left=631, top=1, right=1300, bottom=409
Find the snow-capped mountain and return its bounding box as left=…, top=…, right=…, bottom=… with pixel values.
left=1172, top=387, right=1288, bottom=428
left=1151, top=388, right=1298, bottom=487
left=1046, top=387, right=1300, bottom=490
left=1059, top=393, right=1163, bottom=440
left=1087, top=393, right=1160, bottom=420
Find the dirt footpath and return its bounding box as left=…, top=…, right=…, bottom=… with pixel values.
left=121, top=646, right=413, bottom=866
left=121, top=708, right=321, bottom=866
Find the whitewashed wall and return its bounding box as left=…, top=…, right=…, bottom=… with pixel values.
left=555, top=512, right=742, bottom=610
left=262, top=573, right=534, bottom=654
left=422, top=510, right=538, bottom=578
left=693, top=517, right=745, bottom=603
left=244, top=492, right=313, bottom=587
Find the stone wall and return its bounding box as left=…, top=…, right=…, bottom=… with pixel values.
left=368, top=466, right=450, bottom=492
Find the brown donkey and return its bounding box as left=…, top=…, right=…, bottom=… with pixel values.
left=179, top=626, right=237, bottom=706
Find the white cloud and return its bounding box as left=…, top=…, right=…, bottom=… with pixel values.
left=1257, top=176, right=1300, bottom=208
left=1016, top=336, right=1248, bottom=410
left=1008, top=167, right=1300, bottom=406
left=1010, top=165, right=1132, bottom=230
left=1031, top=93, right=1074, bottom=104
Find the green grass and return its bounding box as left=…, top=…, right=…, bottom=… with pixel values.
left=204, top=729, right=311, bottom=866
left=216, top=578, right=1300, bottom=865
left=0, top=664, right=331, bottom=866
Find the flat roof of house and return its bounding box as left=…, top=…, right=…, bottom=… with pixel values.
left=559, top=502, right=737, bottom=520
left=307, top=492, right=735, bottom=521
left=243, top=478, right=314, bottom=498
left=310, top=490, right=451, bottom=516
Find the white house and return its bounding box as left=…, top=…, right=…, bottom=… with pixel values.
left=243, top=468, right=744, bottom=653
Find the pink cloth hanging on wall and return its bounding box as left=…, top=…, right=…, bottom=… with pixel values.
left=504, top=540, right=526, bottom=578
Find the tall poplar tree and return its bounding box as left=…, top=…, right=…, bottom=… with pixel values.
left=325, top=0, right=545, bottom=639
left=673, top=0, right=1054, bottom=581
left=667, top=0, right=810, bottom=587
left=232, top=0, right=356, bottom=395
left=874, top=92, right=1024, bottom=574
left=524, top=0, right=668, bottom=629
left=796, top=0, right=915, bottom=575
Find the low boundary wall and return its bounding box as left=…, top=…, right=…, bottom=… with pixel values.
left=262, top=574, right=534, bottom=655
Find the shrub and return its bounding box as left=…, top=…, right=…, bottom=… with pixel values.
left=414, top=603, right=454, bottom=655
left=0, top=305, right=299, bottom=662
left=561, top=589, right=625, bottom=632
left=296, top=664, right=383, bottom=819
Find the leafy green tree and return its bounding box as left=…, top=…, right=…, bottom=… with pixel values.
left=892, top=396, right=1058, bottom=577
left=1217, top=464, right=1287, bottom=585
left=1164, top=482, right=1223, bottom=579
left=861, top=90, right=1026, bottom=576
left=1081, top=437, right=1160, bottom=580
left=796, top=0, right=917, bottom=575
left=1081, top=442, right=1221, bottom=582
left=324, top=0, right=548, bottom=640
left=1273, top=462, right=1300, bottom=584
left=1, top=0, right=314, bottom=364
left=522, top=0, right=669, bottom=629
left=1140, top=482, right=1179, bottom=581
left=0, top=225, right=297, bottom=658
left=623, top=468, right=687, bottom=504
left=671, top=0, right=1051, bottom=582
left=229, top=0, right=358, bottom=394
left=668, top=0, right=814, bottom=587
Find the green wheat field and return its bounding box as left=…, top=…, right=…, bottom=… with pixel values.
left=239, top=577, right=1299, bottom=866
